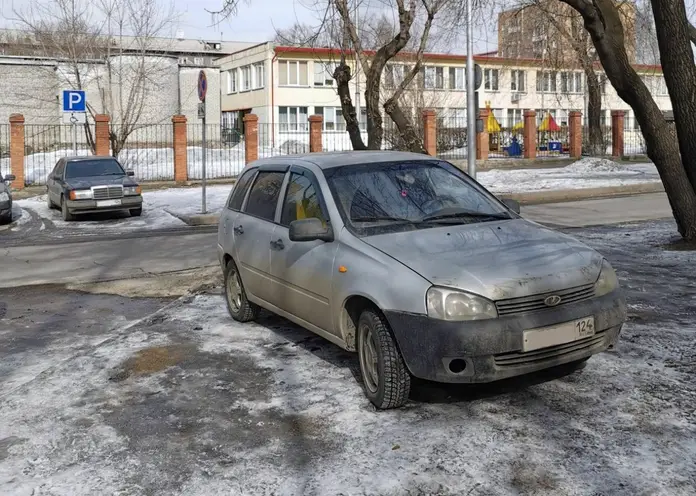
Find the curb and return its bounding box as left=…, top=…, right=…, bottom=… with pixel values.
left=172, top=182, right=665, bottom=226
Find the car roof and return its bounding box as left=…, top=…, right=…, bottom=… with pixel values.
left=248, top=151, right=436, bottom=170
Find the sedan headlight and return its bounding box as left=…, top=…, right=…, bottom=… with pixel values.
left=69, top=189, right=93, bottom=200
left=595, top=259, right=619, bottom=297
left=426, top=287, right=498, bottom=321
left=0, top=192, right=9, bottom=202
left=124, top=186, right=142, bottom=196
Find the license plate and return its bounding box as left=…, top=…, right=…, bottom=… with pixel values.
left=96, top=199, right=121, bottom=207
left=522, top=316, right=595, bottom=352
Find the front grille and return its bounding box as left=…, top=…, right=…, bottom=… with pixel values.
left=92, top=186, right=124, bottom=200
left=495, top=283, right=595, bottom=316
left=494, top=331, right=607, bottom=368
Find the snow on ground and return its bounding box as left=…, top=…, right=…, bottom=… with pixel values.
left=479, top=158, right=660, bottom=194
left=1, top=219, right=694, bottom=495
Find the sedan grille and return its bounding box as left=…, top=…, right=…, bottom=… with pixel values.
left=494, top=331, right=607, bottom=368
left=495, top=284, right=595, bottom=316
left=92, top=186, right=124, bottom=200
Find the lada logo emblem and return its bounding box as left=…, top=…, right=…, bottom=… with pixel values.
left=544, top=295, right=562, bottom=307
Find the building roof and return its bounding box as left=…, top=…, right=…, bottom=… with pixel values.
left=252, top=150, right=434, bottom=170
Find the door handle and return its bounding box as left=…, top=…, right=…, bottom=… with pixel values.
left=270, top=238, right=284, bottom=250
left=233, top=225, right=244, bottom=235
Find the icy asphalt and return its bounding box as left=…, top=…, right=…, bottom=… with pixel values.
left=0, top=218, right=695, bottom=495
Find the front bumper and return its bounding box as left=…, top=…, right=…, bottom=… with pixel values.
left=66, top=195, right=142, bottom=214
left=384, top=290, right=627, bottom=383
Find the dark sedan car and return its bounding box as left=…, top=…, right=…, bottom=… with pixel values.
left=46, top=156, right=143, bottom=221
left=0, top=173, right=16, bottom=225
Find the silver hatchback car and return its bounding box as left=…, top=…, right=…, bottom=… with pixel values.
left=217, top=151, right=627, bottom=409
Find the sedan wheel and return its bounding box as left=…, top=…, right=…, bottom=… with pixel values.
left=357, top=308, right=411, bottom=409
left=224, top=259, right=259, bottom=322
left=61, top=197, right=75, bottom=221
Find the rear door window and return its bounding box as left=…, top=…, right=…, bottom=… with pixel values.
left=227, top=169, right=257, bottom=211
left=243, top=171, right=285, bottom=222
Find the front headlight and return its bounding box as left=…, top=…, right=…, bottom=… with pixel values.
left=595, top=259, right=619, bottom=297
left=426, top=287, right=498, bottom=321
left=0, top=192, right=9, bottom=202
left=69, top=189, right=93, bottom=200
left=124, top=186, right=142, bottom=196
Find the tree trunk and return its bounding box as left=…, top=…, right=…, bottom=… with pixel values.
left=561, top=0, right=696, bottom=240
left=383, top=100, right=426, bottom=153
left=583, top=68, right=604, bottom=156
left=363, top=70, right=384, bottom=150
left=650, top=0, right=696, bottom=192
left=334, top=63, right=367, bottom=150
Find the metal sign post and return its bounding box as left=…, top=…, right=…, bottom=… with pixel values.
left=198, top=70, right=208, bottom=214
left=62, top=90, right=86, bottom=156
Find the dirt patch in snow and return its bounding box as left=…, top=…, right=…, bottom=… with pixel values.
left=111, top=344, right=196, bottom=381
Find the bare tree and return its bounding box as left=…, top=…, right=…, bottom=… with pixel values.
left=12, top=0, right=178, bottom=157
left=554, top=0, right=696, bottom=240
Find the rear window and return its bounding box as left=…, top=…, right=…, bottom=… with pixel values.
left=65, top=160, right=125, bottom=178
left=227, top=169, right=257, bottom=211
left=243, top=171, right=285, bottom=221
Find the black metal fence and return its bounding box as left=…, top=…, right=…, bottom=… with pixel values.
left=623, top=128, right=647, bottom=156
left=581, top=125, right=613, bottom=156
left=113, top=124, right=174, bottom=181
left=23, top=124, right=95, bottom=185
left=0, top=124, right=9, bottom=179
left=187, top=124, right=245, bottom=179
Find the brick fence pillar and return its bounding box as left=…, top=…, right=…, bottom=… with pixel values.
left=422, top=109, right=436, bottom=156
left=94, top=114, right=110, bottom=156
left=309, top=115, right=323, bottom=153
left=9, top=114, right=25, bottom=189
left=523, top=110, right=537, bottom=160
left=244, top=114, right=259, bottom=164
left=476, top=108, right=490, bottom=161
left=172, top=115, right=188, bottom=183
left=569, top=111, right=582, bottom=158
left=611, top=110, right=625, bottom=158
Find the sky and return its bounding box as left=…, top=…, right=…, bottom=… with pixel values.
left=0, top=0, right=500, bottom=53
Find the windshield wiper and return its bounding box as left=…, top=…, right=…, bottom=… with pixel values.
left=100, top=172, right=124, bottom=176
left=351, top=215, right=413, bottom=223
left=419, top=210, right=510, bottom=223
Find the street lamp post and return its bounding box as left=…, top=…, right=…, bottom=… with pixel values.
left=466, top=0, right=476, bottom=179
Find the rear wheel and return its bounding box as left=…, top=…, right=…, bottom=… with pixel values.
left=61, top=196, right=75, bottom=221
left=357, top=308, right=411, bottom=409
left=0, top=211, right=11, bottom=225
left=224, top=259, right=259, bottom=322
left=130, top=207, right=143, bottom=217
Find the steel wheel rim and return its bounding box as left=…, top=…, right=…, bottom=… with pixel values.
left=359, top=323, right=379, bottom=393
left=226, top=269, right=242, bottom=313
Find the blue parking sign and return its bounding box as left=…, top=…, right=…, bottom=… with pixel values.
left=63, top=90, right=86, bottom=112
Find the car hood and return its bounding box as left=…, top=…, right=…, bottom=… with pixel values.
left=362, top=219, right=603, bottom=301
left=65, top=176, right=136, bottom=189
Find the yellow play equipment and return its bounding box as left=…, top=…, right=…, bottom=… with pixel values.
left=484, top=101, right=503, bottom=152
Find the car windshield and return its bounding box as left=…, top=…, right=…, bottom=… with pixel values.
left=65, top=160, right=125, bottom=178
left=326, top=159, right=511, bottom=235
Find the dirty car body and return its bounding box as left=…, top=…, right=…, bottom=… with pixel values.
left=46, top=156, right=143, bottom=220
left=0, top=173, right=16, bottom=224
left=217, top=151, right=627, bottom=408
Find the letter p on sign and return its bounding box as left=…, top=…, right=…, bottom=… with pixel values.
left=63, top=90, right=86, bottom=112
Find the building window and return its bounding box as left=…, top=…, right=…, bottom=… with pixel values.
left=423, top=66, right=444, bottom=89
left=484, top=69, right=499, bottom=91
left=510, top=70, right=525, bottom=92
left=536, top=71, right=557, bottom=93
left=656, top=76, right=668, bottom=96
left=385, top=64, right=406, bottom=88
left=240, top=65, right=252, bottom=91
left=279, top=60, right=308, bottom=86
left=253, top=63, right=265, bottom=89
left=596, top=73, right=608, bottom=94
left=507, top=108, right=523, bottom=127
left=279, top=106, right=309, bottom=132
left=508, top=15, right=521, bottom=33
left=443, top=108, right=466, bottom=127
left=449, top=67, right=464, bottom=90
left=314, top=62, right=335, bottom=86
left=227, top=70, right=237, bottom=93
left=561, top=72, right=583, bottom=93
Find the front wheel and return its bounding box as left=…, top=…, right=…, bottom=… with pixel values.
left=61, top=197, right=75, bottom=221
left=224, top=259, right=259, bottom=322
left=0, top=211, right=11, bottom=225
left=130, top=207, right=142, bottom=217
left=357, top=308, right=411, bottom=409
left=46, top=193, right=55, bottom=210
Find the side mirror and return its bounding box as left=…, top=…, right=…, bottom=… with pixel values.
left=289, top=218, right=334, bottom=243
left=126, top=170, right=135, bottom=177
left=501, top=198, right=521, bottom=214
left=4, top=174, right=15, bottom=183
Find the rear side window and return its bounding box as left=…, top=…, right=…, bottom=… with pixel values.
left=243, top=171, right=285, bottom=221
left=227, top=169, right=256, bottom=210
left=53, top=162, right=65, bottom=178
